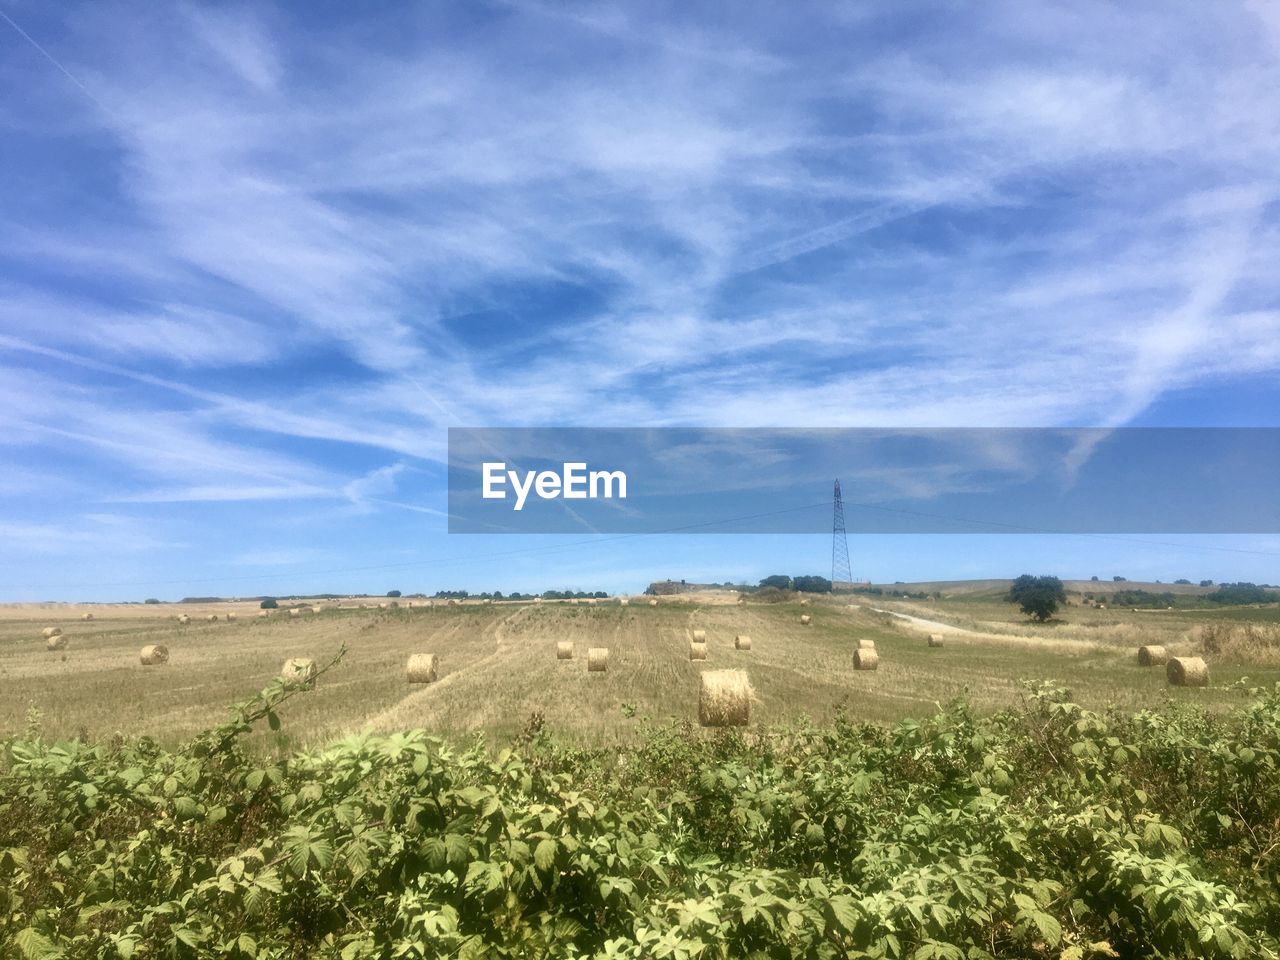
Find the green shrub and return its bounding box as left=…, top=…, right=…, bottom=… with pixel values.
left=3, top=655, right=1279, bottom=958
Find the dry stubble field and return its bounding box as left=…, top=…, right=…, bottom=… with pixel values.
left=3, top=594, right=1278, bottom=751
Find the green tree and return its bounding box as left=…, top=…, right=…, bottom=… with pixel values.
left=759, top=575, right=792, bottom=590
left=260, top=597, right=278, bottom=609
left=793, top=575, right=833, bottom=593
left=1007, top=574, right=1066, bottom=622
left=386, top=589, right=402, bottom=598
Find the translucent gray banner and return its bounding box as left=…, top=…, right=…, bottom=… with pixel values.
left=447, top=428, right=1280, bottom=534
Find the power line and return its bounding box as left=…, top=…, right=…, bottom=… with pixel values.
left=11, top=491, right=1280, bottom=595
left=0, top=7, right=115, bottom=118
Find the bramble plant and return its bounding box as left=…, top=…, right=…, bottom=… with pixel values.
left=3, top=653, right=1279, bottom=958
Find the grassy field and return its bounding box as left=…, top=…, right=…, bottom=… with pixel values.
left=3, top=592, right=1279, bottom=749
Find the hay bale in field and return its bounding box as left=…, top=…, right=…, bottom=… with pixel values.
left=289, top=608, right=301, bottom=617
left=226, top=612, right=237, bottom=622
left=689, top=641, right=708, bottom=660
left=587, top=647, right=609, bottom=671
left=46, top=634, right=68, bottom=651
left=734, top=634, right=752, bottom=651
left=556, top=641, right=574, bottom=660
left=534, top=597, right=544, bottom=604
left=281, top=657, right=317, bottom=688
left=618, top=597, right=629, bottom=606
left=852, top=648, right=879, bottom=671
left=257, top=610, right=269, bottom=618
left=314, top=604, right=326, bottom=612
left=140, top=644, right=169, bottom=665
left=406, top=653, right=439, bottom=683
left=799, top=598, right=810, bottom=606
left=1137, top=644, right=1168, bottom=666
left=857, top=638, right=875, bottom=650
left=691, top=629, right=707, bottom=642
left=41, top=626, right=61, bottom=639
left=699, top=669, right=752, bottom=727
left=81, top=612, right=94, bottom=621
left=928, top=634, right=944, bottom=648
left=648, top=599, right=658, bottom=607
left=1167, top=656, right=1209, bottom=687
left=483, top=598, right=492, bottom=605
left=177, top=614, right=190, bottom=625
left=800, top=614, right=812, bottom=626
left=206, top=614, right=219, bottom=622
left=587, top=598, right=598, bottom=606
left=378, top=602, right=388, bottom=609
left=447, top=599, right=458, bottom=607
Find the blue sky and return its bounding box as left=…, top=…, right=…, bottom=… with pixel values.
left=2, top=1, right=1279, bottom=600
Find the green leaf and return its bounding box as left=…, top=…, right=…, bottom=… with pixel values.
left=443, top=833, right=470, bottom=868
left=14, top=928, right=56, bottom=960
left=535, top=837, right=558, bottom=871
left=826, top=894, right=859, bottom=934
left=1032, top=911, right=1062, bottom=946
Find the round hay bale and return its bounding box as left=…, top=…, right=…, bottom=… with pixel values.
left=289, top=608, right=301, bottom=617
left=692, top=629, right=707, bottom=642
left=406, top=653, right=439, bottom=683
left=226, top=612, right=237, bottom=622
left=556, top=641, right=574, bottom=660
left=799, top=598, right=810, bottom=606
left=257, top=610, right=269, bottom=618
left=928, top=634, right=944, bottom=648
left=378, top=602, right=388, bottom=609
left=618, top=597, right=629, bottom=606
left=447, top=599, right=458, bottom=607
left=206, top=614, right=219, bottom=622
left=734, top=634, right=752, bottom=651
left=857, top=638, right=875, bottom=650
left=313, top=604, right=326, bottom=612
left=281, top=657, right=317, bottom=688
left=534, top=597, right=544, bottom=604
left=1137, top=644, right=1168, bottom=666
left=587, top=647, right=609, bottom=672
left=41, top=626, right=61, bottom=639
left=46, top=634, right=68, bottom=651
left=1167, top=656, right=1209, bottom=687
left=689, top=641, right=708, bottom=660
left=800, top=614, right=812, bottom=626
left=699, top=669, right=752, bottom=727
left=587, top=598, right=598, bottom=606
left=177, top=614, right=190, bottom=625
left=81, top=612, right=94, bottom=621
left=483, top=598, right=492, bottom=605
left=140, top=644, right=169, bottom=665
left=853, top=649, right=879, bottom=671
left=648, top=599, right=659, bottom=606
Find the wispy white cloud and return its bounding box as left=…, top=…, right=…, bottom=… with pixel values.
left=2, top=0, right=1279, bottom=595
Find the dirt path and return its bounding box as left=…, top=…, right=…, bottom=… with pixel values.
left=851, top=604, right=1106, bottom=653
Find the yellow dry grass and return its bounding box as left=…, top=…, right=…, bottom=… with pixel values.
left=0, top=596, right=1276, bottom=749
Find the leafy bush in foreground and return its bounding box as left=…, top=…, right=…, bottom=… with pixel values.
left=3, top=654, right=1279, bottom=959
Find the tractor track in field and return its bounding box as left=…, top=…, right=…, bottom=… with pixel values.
left=364, top=606, right=534, bottom=731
